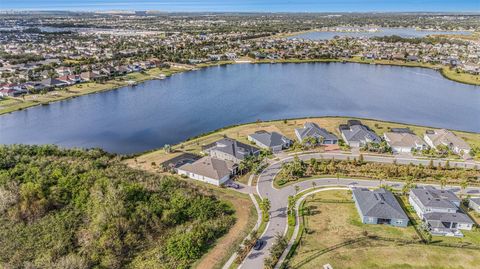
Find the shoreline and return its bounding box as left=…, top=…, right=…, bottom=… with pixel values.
left=0, top=59, right=478, bottom=117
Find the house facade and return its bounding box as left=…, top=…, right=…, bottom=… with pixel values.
left=177, top=156, right=237, bottom=186
left=340, top=120, right=381, bottom=147
left=202, top=138, right=260, bottom=163
left=409, top=186, right=474, bottom=237
left=352, top=188, right=409, bottom=227
left=383, top=131, right=428, bottom=153
left=295, top=122, right=338, bottom=145
left=248, top=131, right=291, bottom=152
left=424, top=129, right=471, bottom=155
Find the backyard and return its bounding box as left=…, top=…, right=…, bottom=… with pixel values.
left=287, top=190, right=480, bottom=269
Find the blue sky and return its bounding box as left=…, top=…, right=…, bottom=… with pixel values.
left=1, top=0, right=479, bottom=12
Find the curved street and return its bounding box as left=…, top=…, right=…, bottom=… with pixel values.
left=239, top=152, right=480, bottom=269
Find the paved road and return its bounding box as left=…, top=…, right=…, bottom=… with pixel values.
left=239, top=152, right=480, bottom=269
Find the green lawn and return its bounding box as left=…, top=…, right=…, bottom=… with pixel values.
left=287, top=190, right=480, bottom=269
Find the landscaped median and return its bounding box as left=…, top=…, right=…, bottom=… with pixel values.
left=275, top=156, right=480, bottom=189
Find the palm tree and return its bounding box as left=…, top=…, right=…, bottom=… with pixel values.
left=460, top=179, right=468, bottom=198
left=440, top=178, right=447, bottom=190
left=163, top=144, right=172, bottom=153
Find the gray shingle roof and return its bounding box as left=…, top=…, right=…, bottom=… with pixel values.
left=295, top=122, right=337, bottom=142
left=341, top=124, right=381, bottom=144
left=410, top=186, right=459, bottom=210
left=353, top=188, right=408, bottom=220
left=178, top=156, right=235, bottom=180
left=249, top=131, right=290, bottom=148
left=469, top=197, right=480, bottom=206
left=203, top=138, right=259, bottom=160
left=424, top=212, right=474, bottom=224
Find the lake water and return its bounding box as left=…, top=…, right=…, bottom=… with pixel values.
left=289, top=27, right=472, bottom=40
left=0, top=63, right=479, bottom=154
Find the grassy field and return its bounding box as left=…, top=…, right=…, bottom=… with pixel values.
left=287, top=190, right=480, bottom=269
left=441, top=68, right=480, bottom=86
left=125, top=116, right=480, bottom=173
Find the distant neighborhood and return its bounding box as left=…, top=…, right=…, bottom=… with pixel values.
left=1, top=13, right=479, bottom=98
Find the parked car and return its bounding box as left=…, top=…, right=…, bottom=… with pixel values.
left=225, top=182, right=240, bottom=189
left=253, top=239, right=266, bottom=250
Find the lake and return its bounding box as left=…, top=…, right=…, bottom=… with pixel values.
left=289, top=27, right=472, bottom=40
left=0, top=63, right=479, bottom=154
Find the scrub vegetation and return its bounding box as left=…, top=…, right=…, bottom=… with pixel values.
left=0, top=145, right=235, bottom=269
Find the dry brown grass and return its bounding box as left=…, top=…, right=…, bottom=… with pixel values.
left=289, top=190, right=480, bottom=269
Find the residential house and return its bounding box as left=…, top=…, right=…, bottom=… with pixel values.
left=202, top=138, right=260, bottom=163
left=0, top=84, right=27, bottom=97
left=80, top=71, right=102, bottom=81
left=177, top=156, right=237, bottom=186
left=57, top=75, right=82, bottom=85
left=424, top=129, right=471, bottom=155
left=383, top=129, right=428, bottom=153
left=101, top=66, right=116, bottom=76
left=352, top=188, right=409, bottom=227
left=115, top=65, right=130, bottom=75
left=0, top=88, right=23, bottom=97
left=41, top=77, right=67, bottom=89
left=468, top=198, right=480, bottom=213
left=339, top=120, right=381, bottom=147
left=409, top=186, right=474, bottom=237
left=248, top=131, right=292, bottom=152
left=295, top=122, right=338, bottom=145
left=55, top=66, right=72, bottom=76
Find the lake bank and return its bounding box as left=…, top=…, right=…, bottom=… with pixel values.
left=251, top=58, right=480, bottom=86
left=0, top=61, right=233, bottom=116
left=0, top=59, right=478, bottom=116
left=127, top=116, right=480, bottom=173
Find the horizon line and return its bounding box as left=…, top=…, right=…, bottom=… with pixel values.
left=1, top=10, right=480, bottom=14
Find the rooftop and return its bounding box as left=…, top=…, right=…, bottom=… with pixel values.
left=353, top=188, right=408, bottom=220
left=295, top=122, right=337, bottom=141
left=178, top=156, right=236, bottom=180
left=249, top=131, right=290, bottom=148
left=410, top=186, right=460, bottom=210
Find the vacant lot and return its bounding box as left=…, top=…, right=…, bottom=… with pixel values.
left=288, top=190, right=480, bottom=269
